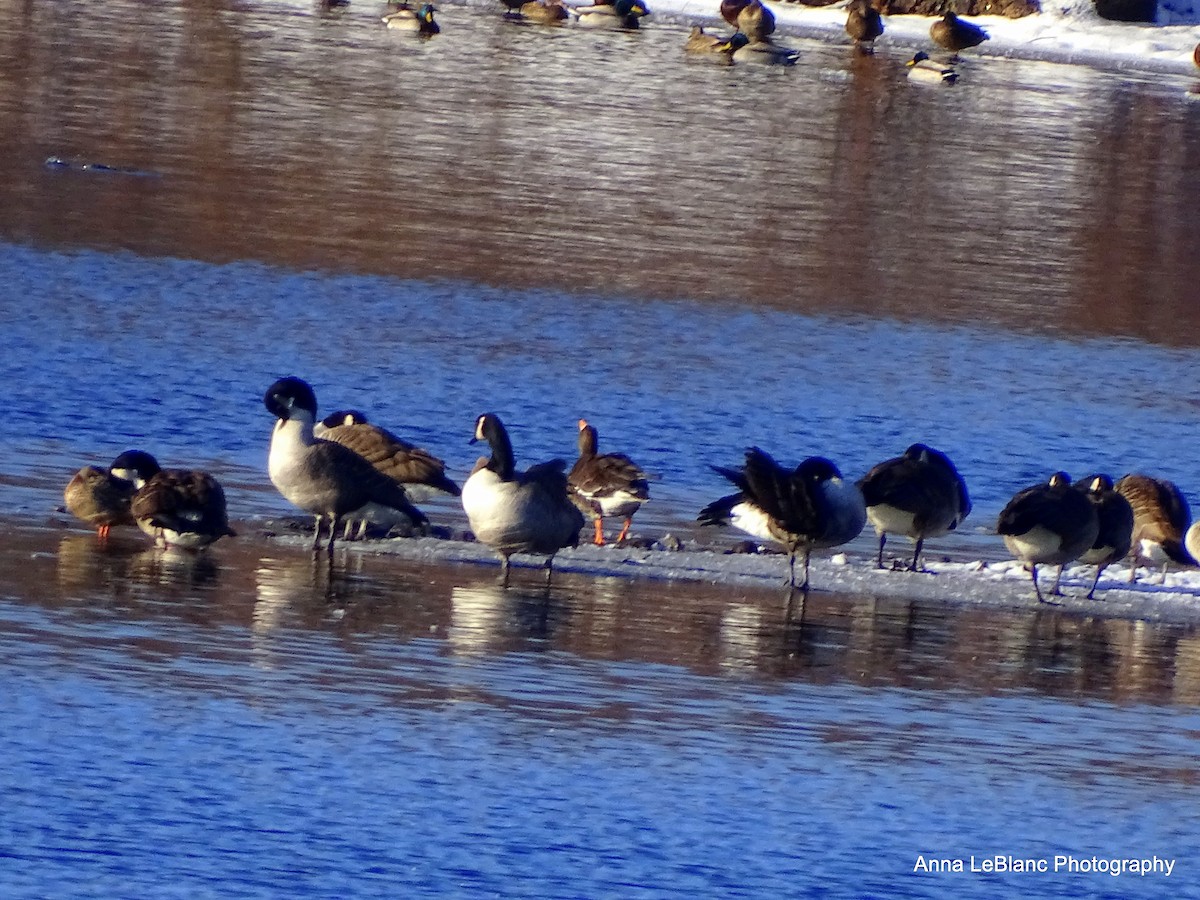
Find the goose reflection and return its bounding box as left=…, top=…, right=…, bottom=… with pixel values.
left=448, top=581, right=561, bottom=655
left=56, top=533, right=137, bottom=597
left=127, top=546, right=220, bottom=590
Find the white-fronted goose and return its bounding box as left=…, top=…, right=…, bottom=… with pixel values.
left=264, top=377, right=428, bottom=551
left=698, top=449, right=866, bottom=591
left=1074, top=474, right=1135, bottom=599
left=461, top=413, right=585, bottom=585
left=64, top=450, right=161, bottom=541
left=857, top=443, right=971, bottom=571
left=1114, top=473, right=1194, bottom=582
left=128, top=458, right=237, bottom=550
left=567, top=419, right=650, bottom=546
left=997, top=472, right=1099, bottom=602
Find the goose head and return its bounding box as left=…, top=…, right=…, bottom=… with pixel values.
left=471, top=413, right=515, bottom=479
left=265, top=376, right=319, bottom=424
left=109, top=450, right=162, bottom=489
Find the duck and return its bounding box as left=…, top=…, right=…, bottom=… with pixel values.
left=906, top=50, right=958, bottom=84
left=1074, top=474, right=1135, bottom=599
left=569, top=0, right=649, bottom=29
left=698, top=449, right=866, bottom=591
left=129, top=459, right=237, bottom=551
left=732, top=36, right=800, bottom=66
left=382, top=2, right=439, bottom=33
left=997, top=472, right=1099, bottom=603
left=1114, top=473, right=1194, bottom=582
left=845, top=0, right=883, bottom=53
left=264, top=377, right=428, bottom=552
left=518, top=0, right=569, bottom=22
left=857, top=443, right=971, bottom=572
left=731, top=0, right=775, bottom=42
left=567, top=419, right=651, bottom=546
left=461, top=413, right=585, bottom=585
left=930, top=12, right=988, bottom=60
left=63, top=449, right=162, bottom=541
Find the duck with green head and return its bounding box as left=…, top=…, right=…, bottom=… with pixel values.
left=383, top=2, right=440, bottom=33
left=570, top=0, right=649, bottom=29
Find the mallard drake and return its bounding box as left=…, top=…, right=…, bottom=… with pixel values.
left=930, top=12, right=987, bottom=60
left=1074, top=474, right=1135, bottom=599
left=997, top=472, right=1099, bottom=602
left=570, top=0, right=649, bottom=29
left=462, top=413, right=585, bottom=585
left=698, top=449, right=866, bottom=591
left=383, top=2, right=439, bottom=33
left=732, top=36, right=799, bottom=66
left=1114, top=473, right=1194, bottom=582
left=64, top=450, right=161, bottom=541
left=906, top=50, right=957, bottom=83
left=567, top=419, right=651, bottom=546
left=264, top=377, right=428, bottom=552
left=845, top=0, right=883, bottom=52
left=857, top=443, right=971, bottom=572
left=129, top=460, right=237, bottom=551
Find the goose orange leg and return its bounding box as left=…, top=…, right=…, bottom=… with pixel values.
left=97, top=524, right=111, bottom=541
left=593, top=518, right=606, bottom=546
left=615, top=517, right=633, bottom=544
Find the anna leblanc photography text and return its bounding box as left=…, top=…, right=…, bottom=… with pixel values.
left=913, top=855, right=1176, bottom=877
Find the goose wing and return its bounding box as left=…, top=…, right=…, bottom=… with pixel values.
left=324, top=422, right=460, bottom=496
left=132, top=470, right=235, bottom=536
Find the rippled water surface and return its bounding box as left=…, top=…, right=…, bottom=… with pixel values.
left=2, top=0, right=1200, bottom=895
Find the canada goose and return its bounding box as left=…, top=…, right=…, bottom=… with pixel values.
left=1185, top=521, right=1200, bottom=569
left=997, top=472, right=1099, bottom=602
left=1114, top=474, right=1194, bottom=582
left=313, top=409, right=368, bottom=439
left=906, top=51, right=957, bottom=84
left=733, top=37, right=800, bottom=66
left=698, top=449, right=866, bottom=591
left=1074, top=474, right=1135, bottom=599
left=857, top=443, right=971, bottom=572
left=518, top=0, right=568, bottom=22
left=264, top=377, right=428, bottom=552
left=567, top=419, right=650, bottom=546
left=845, top=0, right=883, bottom=52
left=64, top=450, right=161, bottom=541
left=462, top=413, right=585, bottom=585
left=130, top=462, right=237, bottom=551
left=383, top=2, right=439, bottom=33
left=570, top=0, right=648, bottom=29
left=930, top=12, right=988, bottom=60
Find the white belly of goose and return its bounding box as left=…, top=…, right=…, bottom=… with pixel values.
left=1004, top=526, right=1065, bottom=565
left=727, top=501, right=777, bottom=544
left=462, top=469, right=577, bottom=556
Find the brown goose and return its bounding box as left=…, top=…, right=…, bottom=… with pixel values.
left=264, top=377, right=428, bottom=552
left=997, top=472, right=1099, bottom=602
left=1114, top=474, right=1194, bottom=582
left=130, top=461, right=237, bottom=551
left=699, top=450, right=866, bottom=592
left=64, top=450, right=161, bottom=541
left=462, top=413, right=585, bottom=586
left=845, top=0, right=883, bottom=53
left=567, top=419, right=651, bottom=546
left=1074, top=474, right=1134, bottom=599
left=857, top=443, right=971, bottom=572
left=930, top=12, right=988, bottom=60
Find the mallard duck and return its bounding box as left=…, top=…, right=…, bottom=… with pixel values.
left=732, top=36, right=799, bottom=66
left=845, top=0, right=883, bottom=53
left=1074, top=474, right=1135, bottom=599
left=857, top=443, right=971, bottom=572
left=930, top=12, right=987, bottom=60
left=264, top=377, right=428, bottom=552
left=462, top=413, right=585, bottom=586
left=698, top=450, right=866, bottom=591
left=906, top=50, right=957, bottom=83
left=129, top=462, right=237, bottom=551
left=1114, top=473, right=1194, bottom=582
left=685, top=26, right=747, bottom=62
left=519, top=0, right=569, bottom=22
left=383, top=2, right=439, bottom=33
left=64, top=450, right=161, bottom=541
left=570, top=0, right=649, bottom=29
left=567, top=419, right=651, bottom=546
left=997, top=472, right=1099, bottom=602
left=733, top=0, right=775, bottom=42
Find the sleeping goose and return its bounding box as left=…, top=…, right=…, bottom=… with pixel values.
left=64, top=450, right=161, bottom=541
left=857, top=443, right=971, bottom=572
left=997, top=472, right=1099, bottom=602
left=1074, top=474, right=1135, bottom=599
left=129, top=458, right=237, bottom=550
left=567, top=418, right=650, bottom=546
left=698, top=449, right=866, bottom=591
left=461, top=413, right=585, bottom=585
left=930, top=11, right=988, bottom=60
left=264, top=377, right=428, bottom=552
left=1114, top=473, right=1194, bottom=582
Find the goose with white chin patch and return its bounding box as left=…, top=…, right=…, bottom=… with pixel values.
left=264, top=376, right=428, bottom=551
left=115, top=450, right=236, bottom=550
left=461, top=413, right=585, bottom=586
left=698, top=449, right=866, bottom=592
